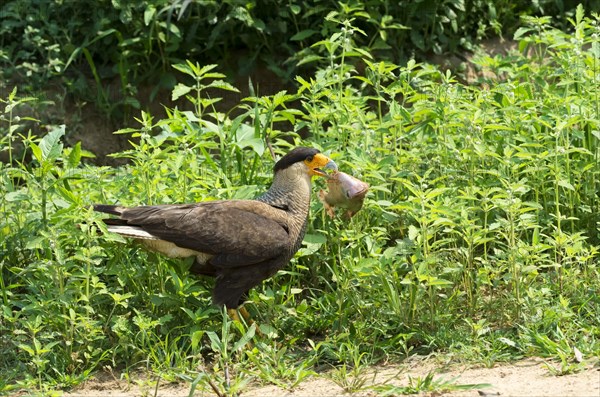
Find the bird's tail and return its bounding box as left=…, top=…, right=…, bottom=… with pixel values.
left=92, top=204, right=128, bottom=228
left=93, top=204, right=160, bottom=240
left=93, top=204, right=127, bottom=216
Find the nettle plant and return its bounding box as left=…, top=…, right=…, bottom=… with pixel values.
left=290, top=12, right=600, bottom=356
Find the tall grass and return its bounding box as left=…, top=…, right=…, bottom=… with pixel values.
left=1, top=7, right=599, bottom=394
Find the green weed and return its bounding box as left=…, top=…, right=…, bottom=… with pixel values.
left=373, top=371, right=491, bottom=395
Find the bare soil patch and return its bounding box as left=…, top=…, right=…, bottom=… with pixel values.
left=59, top=357, right=599, bottom=397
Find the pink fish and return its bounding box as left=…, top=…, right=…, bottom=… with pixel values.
left=318, top=171, right=369, bottom=219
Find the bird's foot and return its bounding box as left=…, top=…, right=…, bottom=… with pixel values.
left=227, top=307, right=264, bottom=337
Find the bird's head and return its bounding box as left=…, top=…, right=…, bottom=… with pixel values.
left=274, top=147, right=337, bottom=178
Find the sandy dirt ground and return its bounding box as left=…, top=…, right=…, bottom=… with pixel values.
left=56, top=357, right=599, bottom=397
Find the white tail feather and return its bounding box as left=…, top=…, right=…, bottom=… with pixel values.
left=106, top=225, right=159, bottom=240
left=106, top=225, right=211, bottom=261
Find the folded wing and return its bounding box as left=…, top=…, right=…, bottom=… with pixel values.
left=94, top=201, right=290, bottom=267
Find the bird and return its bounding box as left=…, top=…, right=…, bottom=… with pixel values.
left=93, top=146, right=337, bottom=323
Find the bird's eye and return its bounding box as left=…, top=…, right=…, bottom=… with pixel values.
left=306, top=155, right=314, bottom=162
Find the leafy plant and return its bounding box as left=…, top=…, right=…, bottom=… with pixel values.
left=373, top=371, right=491, bottom=395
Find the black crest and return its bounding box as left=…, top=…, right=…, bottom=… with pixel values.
left=274, top=147, right=320, bottom=172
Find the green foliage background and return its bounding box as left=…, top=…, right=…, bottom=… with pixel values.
left=2, top=0, right=597, bottom=110
left=1, top=2, right=600, bottom=396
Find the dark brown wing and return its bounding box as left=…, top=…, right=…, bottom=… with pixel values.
left=115, top=201, right=290, bottom=267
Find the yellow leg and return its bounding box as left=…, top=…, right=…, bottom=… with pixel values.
left=227, top=308, right=241, bottom=323
left=227, top=306, right=263, bottom=337
left=239, top=306, right=252, bottom=322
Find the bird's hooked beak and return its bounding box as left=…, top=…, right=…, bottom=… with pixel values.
left=307, top=153, right=338, bottom=177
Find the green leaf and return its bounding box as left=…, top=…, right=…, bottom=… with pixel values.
left=172, top=63, right=194, bottom=77
left=353, top=47, right=373, bottom=59
left=303, top=233, right=327, bottom=245
left=67, top=141, right=82, bottom=168
left=191, top=330, right=204, bottom=350
left=114, top=127, right=140, bottom=135
left=208, top=80, right=240, bottom=93
left=144, top=5, right=156, bottom=25
left=39, top=125, right=65, bottom=162
left=201, top=119, right=223, bottom=137
left=575, top=3, right=584, bottom=25
left=56, top=186, right=79, bottom=205
left=291, top=29, right=318, bottom=41
left=234, top=123, right=264, bottom=156
left=232, top=324, right=256, bottom=351
left=296, top=55, right=323, bottom=67
left=408, top=225, right=419, bottom=241
left=557, top=180, right=575, bottom=191
left=30, top=142, right=43, bottom=163
left=427, top=277, right=453, bottom=287
left=172, top=83, right=193, bottom=101
left=206, top=331, right=222, bottom=353
left=25, top=236, right=46, bottom=250
left=197, top=63, right=219, bottom=77
left=5, top=191, right=29, bottom=202
left=513, top=27, right=531, bottom=41
left=295, top=76, right=313, bottom=90
left=18, top=344, right=35, bottom=356
left=203, top=72, right=227, bottom=79
left=298, top=233, right=327, bottom=256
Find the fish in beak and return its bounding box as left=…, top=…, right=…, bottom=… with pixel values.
left=318, top=171, right=369, bottom=219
